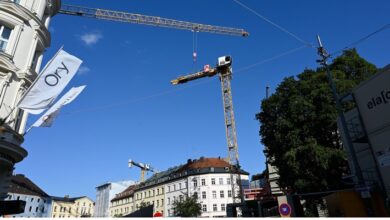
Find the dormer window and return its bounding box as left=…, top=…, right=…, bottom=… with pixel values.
left=0, top=25, right=11, bottom=52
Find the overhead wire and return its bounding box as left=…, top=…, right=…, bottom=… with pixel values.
left=57, top=46, right=307, bottom=117
left=232, top=0, right=315, bottom=48
left=329, top=23, right=390, bottom=57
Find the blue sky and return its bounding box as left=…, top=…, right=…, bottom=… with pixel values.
left=15, top=0, right=390, bottom=199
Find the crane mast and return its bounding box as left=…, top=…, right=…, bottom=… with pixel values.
left=171, top=56, right=244, bottom=206
left=59, top=5, right=249, bottom=37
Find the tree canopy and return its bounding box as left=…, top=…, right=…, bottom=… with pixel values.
left=172, top=195, right=202, bottom=217
left=256, top=49, right=377, bottom=193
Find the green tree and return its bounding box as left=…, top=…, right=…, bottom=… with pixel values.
left=257, top=49, right=377, bottom=194
left=172, top=195, right=202, bottom=217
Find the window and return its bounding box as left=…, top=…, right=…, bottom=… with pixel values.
left=201, top=179, right=205, bottom=186
left=161, top=199, right=164, bottom=206
left=168, top=186, right=171, bottom=192
left=29, top=206, right=32, bottom=212
left=221, top=204, right=226, bottom=211
left=31, top=198, right=34, bottom=202
left=193, top=179, right=198, bottom=187
left=153, top=189, right=155, bottom=196
left=193, top=192, right=198, bottom=199
left=202, top=191, right=206, bottom=199
left=36, top=207, right=38, bottom=212
left=168, top=198, right=170, bottom=205
left=211, top=178, right=216, bottom=185
left=64, top=207, right=67, bottom=212
left=220, top=190, right=224, bottom=198
left=37, top=199, right=40, bottom=203
left=179, top=195, right=183, bottom=202
left=69, top=208, right=71, bottom=213
left=173, top=196, right=176, bottom=202
left=212, top=191, right=217, bottom=199
left=173, top=184, right=176, bottom=191
left=157, top=200, right=159, bottom=207
left=17, top=196, right=20, bottom=200
left=227, top=178, right=231, bottom=185
left=213, top=204, right=217, bottom=211
left=219, top=178, right=223, bottom=185
left=202, top=204, right=207, bottom=212
left=157, top=189, right=160, bottom=195
left=54, top=206, right=57, bottom=212
left=179, top=183, right=182, bottom=189
left=228, top=190, right=232, bottom=198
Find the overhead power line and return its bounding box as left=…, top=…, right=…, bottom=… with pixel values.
left=232, top=0, right=314, bottom=48
left=60, top=46, right=307, bottom=116
left=330, top=23, right=390, bottom=56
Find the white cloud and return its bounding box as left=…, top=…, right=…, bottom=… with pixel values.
left=78, top=66, right=90, bottom=75
left=80, top=32, right=103, bottom=46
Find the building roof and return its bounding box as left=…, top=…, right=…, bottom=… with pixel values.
left=181, top=157, right=230, bottom=169
left=111, top=185, right=138, bottom=202
left=51, top=196, right=86, bottom=203
left=8, top=174, right=49, bottom=197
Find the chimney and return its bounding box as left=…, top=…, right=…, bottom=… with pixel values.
left=187, top=159, right=192, bottom=164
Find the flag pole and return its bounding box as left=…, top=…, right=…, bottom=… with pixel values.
left=23, top=125, right=33, bottom=136
left=0, top=106, right=17, bottom=126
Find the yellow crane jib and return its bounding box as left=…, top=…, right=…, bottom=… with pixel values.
left=59, top=5, right=249, bottom=37
left=171, top=65, right=218, bottom=85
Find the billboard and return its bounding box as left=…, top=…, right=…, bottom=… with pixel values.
left=353, top=67, right=390, bottom=135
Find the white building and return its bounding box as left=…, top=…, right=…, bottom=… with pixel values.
left=0, top=0, right=60, bottom=199
left=5, top=174, right=52, bottom=217
left=94, top=180, right=134, bottom=217
left=164, top=174, right=188, bottom=217
left=112, top=157, right=250, bottom=218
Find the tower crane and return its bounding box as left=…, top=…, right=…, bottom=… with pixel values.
left=58, top=4, right=249, bottom=37
left=128, top=159, right=158, bottom=183
left=171, top=56, right=244, bottom=206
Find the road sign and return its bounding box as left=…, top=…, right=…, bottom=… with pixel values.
left=153, top=212, right=162, bottom=217
left=279, top=203, right=292, bottom=217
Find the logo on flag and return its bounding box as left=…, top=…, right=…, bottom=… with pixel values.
left=18, top=49, right=83, bottom=114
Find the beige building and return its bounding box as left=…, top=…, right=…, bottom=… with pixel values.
left=50, top=196, right=94, bottom=218
left=110, top=185, right=137, bottom=217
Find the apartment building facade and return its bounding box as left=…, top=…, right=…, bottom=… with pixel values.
left=110, top=157, right=249, bottom=218
left=4, top=174, right=52, bottom=217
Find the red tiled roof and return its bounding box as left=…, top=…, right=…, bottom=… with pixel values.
left=187, top=157, right=230, bottom=169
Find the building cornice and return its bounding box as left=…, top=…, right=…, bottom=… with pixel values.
left=0, top=52, right=18, bottom=74
left=0, top=2, right=51, bottom=47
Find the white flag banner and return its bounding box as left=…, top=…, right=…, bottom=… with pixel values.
left=30, top=85, right=86, bottom=128
left=18, top=49, right=83, bottom=114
